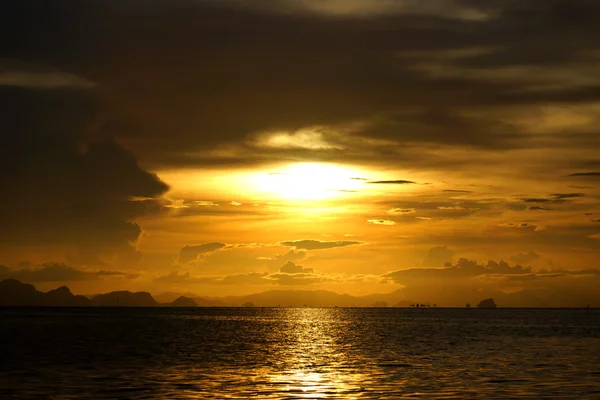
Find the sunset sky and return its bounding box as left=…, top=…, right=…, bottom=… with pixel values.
left=2, top=0, right=600, bottom=305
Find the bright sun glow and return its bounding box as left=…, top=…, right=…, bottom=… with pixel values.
left=252, top=163, right=365, bottom=200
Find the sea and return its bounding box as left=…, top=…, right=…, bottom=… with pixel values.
left=1, top=307, right=599, bottom=399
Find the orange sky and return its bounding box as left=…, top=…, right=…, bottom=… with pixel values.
left=1, top=0, right=600, bottom=306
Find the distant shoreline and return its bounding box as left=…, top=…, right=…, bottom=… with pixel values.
left=2, top=279, right=596, bottom=309
left=0, top=306, right=596, bottom=310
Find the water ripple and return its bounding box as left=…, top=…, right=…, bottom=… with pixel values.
left=1, top=308, right=599, bottom=398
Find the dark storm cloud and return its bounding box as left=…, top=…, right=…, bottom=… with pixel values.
left=280, top=240, right=363, bottom=250
left=3, top=0, right=600, bottom=170
left=0, top=87, right=168, bottom=265
left=0, top=263, right=138, bottom=282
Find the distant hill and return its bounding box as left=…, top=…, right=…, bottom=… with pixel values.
left=191, top=296, right=228, bottom=307
left=170, top=296, right=197, bottom=307
left=155, top=291, right=200, bottom=304
left=155, top=291, right=227, bottom=306
left=0, top=279, right=40, bottom=306
left=91, top=291, right=158, bottom=307
left=0, top=279, right=412, bottom=308
left=216, top=289, right=407, bottom=308
left=0, top=279, right=92, bottom=306
left=39, top=286, right=92, bottom=306
left=15, top=278, right=591, bottom=308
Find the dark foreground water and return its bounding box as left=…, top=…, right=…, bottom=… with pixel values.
left=1, top=308, right=599, bottom=399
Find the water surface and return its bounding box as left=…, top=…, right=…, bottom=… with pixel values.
left=1, top=307, right=599, bottom=398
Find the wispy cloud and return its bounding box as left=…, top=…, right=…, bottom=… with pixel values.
left=280, top=240, right=363, bottom=250
left=367, top=219, right=396, bottom=226
left=368, top=180, right=416, bottom=185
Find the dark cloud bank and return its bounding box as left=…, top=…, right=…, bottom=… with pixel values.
left=0, top=85, right=168, bottom=265
left=3, top=0, right=600, bottom=169
left=0, top=263, right=138, bottom=282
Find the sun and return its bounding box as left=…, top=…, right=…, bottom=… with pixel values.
left=252, top=163, right=365, bottom=200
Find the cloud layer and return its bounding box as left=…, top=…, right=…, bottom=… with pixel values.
left=280, top=240, right=363, bottom=250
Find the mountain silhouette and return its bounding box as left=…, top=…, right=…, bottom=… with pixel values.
left=39, top=286, right=92, bottom=306
left=155, top=291, right=199, bottom=304
left=91, top=291, right=158, bottom=307
left=170, top=296, right=197, bottom=307
left=0, top=280, right=412, bottom=308
left=6, top=279, right=584, bottom=308
left=0, top=279, right=41, bottom=306
left=0, top=280, right=92, bottom=306
left=217, top=289, right=399, bottom=307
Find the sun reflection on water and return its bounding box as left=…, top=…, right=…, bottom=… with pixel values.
left=263, top=308, right=370, bottom=398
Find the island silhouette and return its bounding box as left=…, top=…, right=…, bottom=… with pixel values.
left=2, top=278, right=594, bottom=308
left=0, top=279, right=176, bottom=307
left=476, top=298, right=498, bottom=309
